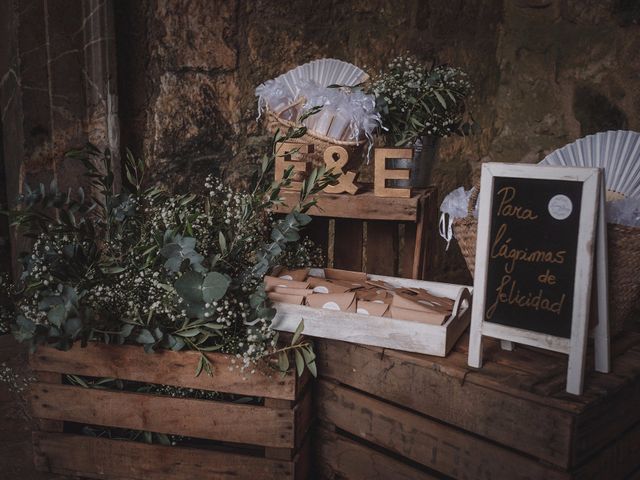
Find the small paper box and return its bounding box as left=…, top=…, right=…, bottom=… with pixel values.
left=307, top=277, right=352, bottom=294
left=389, top=305, right=449, bottom=326
left=267, top=292, right=305, bottom=305
left=393, top=288, right=454, bottom=314
left=264, top=276, right=310, bottom=291
left=356, top=289, right=391, bottom=303
left=329, top=279, right=366, bottom=291
left=366, top=279, right=397, bottom=291
left=355, top=300, right=390, bottom=317
left=324, top=268, right=368, bottom=283
left=272, top=267, right=310, bottom=282
left=272, top=287, right=314, bottom=297
left=306, top=292, right=357, bottom=313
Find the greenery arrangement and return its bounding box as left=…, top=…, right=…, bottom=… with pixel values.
left=371, top=55, right=474, bottom=146
left=2, top=120, right=336, bottom=378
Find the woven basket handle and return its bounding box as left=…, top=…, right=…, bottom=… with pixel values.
left=468, top=181, right=480, bottom=217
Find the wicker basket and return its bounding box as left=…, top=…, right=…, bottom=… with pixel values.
left=452, top=185, right=640, bottom=333
left=266, top=102, right=366, bottom=171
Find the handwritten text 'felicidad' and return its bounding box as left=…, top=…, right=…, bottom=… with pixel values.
left=486, top=186, right=567, bottom=320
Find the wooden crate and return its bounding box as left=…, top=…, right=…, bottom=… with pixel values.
left=29, top=343, right=312, bottom=480
left=272, top=269, right=472, bottom=357
left=315, top=331, right=640, bottom=480
left=273, top=185, right=437, bottom=279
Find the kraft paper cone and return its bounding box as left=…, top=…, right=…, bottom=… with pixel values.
left=264, top=276, right=310, bottom=291
left=389, top=306, right=449, bottom=325
left=306, top=292, right=357, bottom=313
left=268, top=292, right=305, bottom=305
left=355, top=300, right=390, bottom=317
left=307, top=277, right=351, bottom=294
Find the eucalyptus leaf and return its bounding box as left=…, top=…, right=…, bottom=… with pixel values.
left=136, top=329, right=155, bottom=344
left=202, top=272, right=230, bottom=303
left=47, top=304, right=67, bottom=328
left=174, top=271, right=204, bottom=304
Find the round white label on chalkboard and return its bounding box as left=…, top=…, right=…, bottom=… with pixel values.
left=548, top=194, right=573, bottom=220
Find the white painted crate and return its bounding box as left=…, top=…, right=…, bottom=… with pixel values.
left=271, top=269, right=472, bottom=356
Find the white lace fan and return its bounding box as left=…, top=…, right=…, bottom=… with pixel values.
left=539, top=130, right=640, bottom=199
left=275, top=58, right=369, bottom=99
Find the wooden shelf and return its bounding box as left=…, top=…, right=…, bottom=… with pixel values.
left=272, top=185, right=433, bottom=222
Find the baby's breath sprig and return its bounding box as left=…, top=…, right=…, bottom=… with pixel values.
left=371, top=55, right=474, bottom=146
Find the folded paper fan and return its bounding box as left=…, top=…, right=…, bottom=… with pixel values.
left=539, top=130, right=640, bottom=198
left=275, top=58, right=369, bottom=99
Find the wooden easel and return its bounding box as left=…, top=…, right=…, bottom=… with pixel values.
left=468, top=164, right=610, bottom=395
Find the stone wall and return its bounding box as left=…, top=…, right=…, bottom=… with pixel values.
left=114, top=0, right=639, bottom=196
left=2, top=0, right=639, bottom=281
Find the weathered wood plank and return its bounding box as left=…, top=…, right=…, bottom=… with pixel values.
left=333, top=219, right=363, bottom=271
left=572, top=352, right=640, bottom=464
left=317, top=379, right=569, bottom=480
left=33, top=432, right=295, bottom=480
left=397, top=223, right=417, bottom=279
left=316, top=339, right=575, bottom=468
left=30, top=383, right=295, bottom=448
left=33, top=372, right=63, bottom=433
left=316, top=426, right=438, bottom=480
left=30, top=343, right=298, bottom=400
left=272, top=186, right=428, bottom=221
left=365, top=221, right=397, bottom=276
left=572, top=419, right=640, bottom=480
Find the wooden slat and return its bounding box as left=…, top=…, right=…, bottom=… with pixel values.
left=316, top=339, right=575, bottom=468
left=316, top=426, right=438, bottom=480
left=30, top=343, right=298, bottom=400
left=33, top=432, right=296, bottom=480
left=333, top=219, right=363, bottom=271
left=571, top=420, right=640, bottom=480
left=397, top=223, right=417, bottom=279
left=417, top=189, right=438, bottom=279
left=30, top=383, right=296, bottom=448
left=365, top=221, right=397, bottom=276
left=572, top=352, right=640, bottom=464
left=33, top=372, right=63, bottom=433
left=294, top=387, right=313, bottom=449
left=317, top=380, right=569, bottom=480
left=272, top=186, right=428, bottom=221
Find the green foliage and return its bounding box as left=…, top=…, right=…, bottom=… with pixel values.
left=371, top=55, right=476, bottom=146
left=4, top=125, right=333, bottom=378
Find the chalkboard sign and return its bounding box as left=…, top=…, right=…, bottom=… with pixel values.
left=484, top=176, right=583, bottom=338
left=468, top=163, right=608, bottom=395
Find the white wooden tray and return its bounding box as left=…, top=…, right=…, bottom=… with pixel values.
left=271, top=269, right=472, bottom=357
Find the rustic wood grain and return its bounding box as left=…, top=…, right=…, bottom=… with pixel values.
left=316, top=339, right=574, bottom=468
left=316, top=426, right=437, bottom=480
left=272, top=186, right=426, bottom=221
left=333, top=219, right=363, bottom=271
left=30, top=382, right=296, bottom=448
left=317, top=379, right=569, bottom=480
left=365, top=221, right=397, bottom=276
left=33, top=432, right=295, bottom=480
left=32, top=371, right=63, bottom=433
left=316, top=333, right=640, bottom=470
left=30, top=343, right=298, bottom=400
